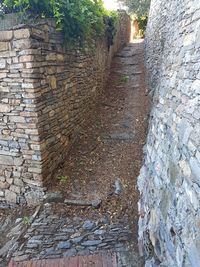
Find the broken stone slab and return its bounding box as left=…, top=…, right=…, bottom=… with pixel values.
left=64, top=199, right=101, bottom=208
left=44, top=192, right=64, bottom=203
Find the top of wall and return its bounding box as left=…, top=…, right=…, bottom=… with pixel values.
left=0, top=13, right=55, bottom=31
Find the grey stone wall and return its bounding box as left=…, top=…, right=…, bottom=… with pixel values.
left=0, top=13, right=131, bottom=205
left=138, top=0, right=200, bottom=266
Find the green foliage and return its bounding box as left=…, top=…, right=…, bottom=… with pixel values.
left=117, top=0, right=150, bottom=16
left=22, top=216, right=31, bottom=225
left=57, top=175, right=68, bottom=184
left=119, top=75, right=129, bottom=83
left=137, top=14, right=148, bottom=37
left=1, top=0, right=118, bottom=46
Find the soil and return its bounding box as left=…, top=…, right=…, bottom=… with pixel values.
left=47, top=40, right=150, bottom=248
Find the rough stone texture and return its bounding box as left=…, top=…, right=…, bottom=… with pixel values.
left=4, top=204, right=135, bottom=264
left=138, top=0, right=200, bottom=266
left=0, top=12, right=130, bottom=205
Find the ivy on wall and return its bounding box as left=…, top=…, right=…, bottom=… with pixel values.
left=0, top=0, right=118, bottom=46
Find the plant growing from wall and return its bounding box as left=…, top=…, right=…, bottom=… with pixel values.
left=0, top=0, right=118, bottom=46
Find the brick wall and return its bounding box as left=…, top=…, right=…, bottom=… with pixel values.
left=0, top=13, right=131, bottom=205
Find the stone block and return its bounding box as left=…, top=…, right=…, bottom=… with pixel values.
left=24, top=190, right=44, bottom=206
left=49, top=76, right=57, bottom=89
left=0, top=104, right=11, bottom=113
left=6, top=178, right=13, bottom=185
left=10, top=185, right=21, bottom=194
left=31, top=28, right=45, bottom=40
left=28, top=167, right=42, bottom=174
left=0, top=59, right=6, bottom=69
left=0, top=155, right=14, bottom=166
left=0, top=176, right=5, bottom=182
left=0, top=73, right=7, bottom=78
left=46, top=53, right=57, bottom=61
left=9, top=116, right=26, bottom=123
left=23, top=178, right=43, bottom=187
left=0, top=31, right=13, bottom=41
left=0, top=181, right=9, bottom=189
left=14, top=29, right=31, bottom=39
left=5, top=190, right=17, bottom=203
left=12, top=39, right=31, bottom=50
left=0, top=42, right=9, bottom=51
left=14, top=178, right=24, bottom=187
left=19, top=55, right=34, bottom=62
left=0, top=190, right=4, bottom=197
left=14, top=157, right=24, bottom=166
left=190, top=157, right=200, bottom=183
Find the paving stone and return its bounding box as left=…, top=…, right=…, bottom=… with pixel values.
left=82, top=220, right=96, bottom=231
left=82, top=240, right=102, bottom=246
left=71, top=236, right=84, bottom=244
left=54, top=235, right=69, bottom=241
left=109, top=132, right=134, bottom=141
left=57, top=241, right=72, bottom=249
left=94, top=229, right=106, bottom=235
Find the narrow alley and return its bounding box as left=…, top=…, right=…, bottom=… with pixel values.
left=2, top=40, right=149, bottom=267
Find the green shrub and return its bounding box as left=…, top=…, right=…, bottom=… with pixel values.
left=1, top=0, right=118, bottom=46
left=137, top=14, right=148, bottom=37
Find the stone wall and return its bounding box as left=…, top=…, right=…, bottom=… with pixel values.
left=0, top=12, right=131, bottom=205
left=138, top=0, right=200, bottom=266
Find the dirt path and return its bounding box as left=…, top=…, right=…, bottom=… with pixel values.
left=0, top=40, right=149, bottom=267
left=49, top=39, right=149, bottom=223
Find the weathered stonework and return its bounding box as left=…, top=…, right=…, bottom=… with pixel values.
left=138, top=0, right=200, bottom=266
left=0, top=12, right=131, bottom=205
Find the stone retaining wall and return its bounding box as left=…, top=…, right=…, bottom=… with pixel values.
left=0, top=12, right=131, bottom=205
left=138, top=0, right=200, bottom=266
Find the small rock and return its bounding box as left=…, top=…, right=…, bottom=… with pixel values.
left=71, top=236, right=84, bottom=244
left=82, top=240, right=102, bottom=246
left=94, top=229, right=106, bottom=235
left=57, top=241, right=71, bottom=249
left=115, top=178, right=122, bottom=195
left=82, top=220, right=96, bottom=230
left=61, top=228, right=75, bottom=233
left=54, top=235, right=69, bottom=241
left=98, top=243, right=108, bottom=247
left=26, top=243, right=38, bottom=249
